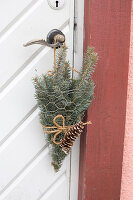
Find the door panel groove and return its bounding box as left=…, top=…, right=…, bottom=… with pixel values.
left=0, top=20, right=69, bottom=94
left=0, top=46, right=46, bottom=94
left=0, top=0, right=32, bottom=33
left=0, top=0, right=43, bottom=45
left=37, top=173, right=66, bottom=200
left=0, top=145, right=49, bottom=199
left=0, top=107, right=39, bottom=154
left=0, top=105, right=37, bottom=147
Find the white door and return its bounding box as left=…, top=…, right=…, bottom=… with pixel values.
left=0, top=0, right=83, bottom=199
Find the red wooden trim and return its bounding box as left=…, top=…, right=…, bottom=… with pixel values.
left=78, top=1, right=132, bottom=200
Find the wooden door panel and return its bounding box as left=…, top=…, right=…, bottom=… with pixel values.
left=0, top=29, right=70, bottom=197
left=3, top=153, right=70, bottom=200
left=40, top=177, right=67, bottom=200
left=0, top=48, right=53, bottom=143
left=0, top=0, right=32, bottom=33
left=0, top=0, right=70, bottom=90
left=0, top=110, right=45, bottom=193
left=0, top=0, right=75, bottom=199
left=0, top=29, right=69, bottom=143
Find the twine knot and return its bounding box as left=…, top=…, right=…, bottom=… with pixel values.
left=41, top=115, right=92, bottom=145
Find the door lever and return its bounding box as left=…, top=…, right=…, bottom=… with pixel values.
left=23, top=29, right=65, bottom=48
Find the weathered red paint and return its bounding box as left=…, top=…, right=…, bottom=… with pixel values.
left=78, top=0, right=132, bottom=200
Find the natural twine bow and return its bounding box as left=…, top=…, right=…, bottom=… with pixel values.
left=41, top=115, right=92, bottom=145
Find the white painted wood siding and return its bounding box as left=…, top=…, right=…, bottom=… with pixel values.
left=0, top=0, right=79, bottom=199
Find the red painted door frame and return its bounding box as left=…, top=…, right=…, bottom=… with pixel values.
left=78, top=1, right=132, bottom=200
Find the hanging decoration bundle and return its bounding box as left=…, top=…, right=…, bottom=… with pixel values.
left=33, top=46, right=98, bottom=171
left=24, top=30, right=98, bottom=171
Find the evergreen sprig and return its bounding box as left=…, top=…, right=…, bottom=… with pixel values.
left=33, top=46, right=98, bottom=171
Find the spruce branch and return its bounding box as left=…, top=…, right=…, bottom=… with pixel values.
left=33, top=46, right=98, bottom=171
left=72, top=46, right=98, bottom=102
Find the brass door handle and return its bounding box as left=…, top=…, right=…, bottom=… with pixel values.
left=23, top=29, right=65, bottom=48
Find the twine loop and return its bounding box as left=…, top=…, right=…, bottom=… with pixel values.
left=41, top=115, right=92, bottom=145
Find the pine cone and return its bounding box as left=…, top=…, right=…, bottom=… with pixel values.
left=60, top=122, right=84, bottom=154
